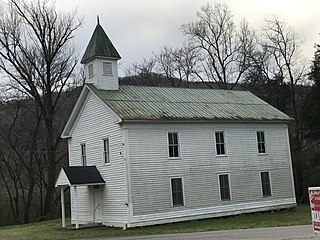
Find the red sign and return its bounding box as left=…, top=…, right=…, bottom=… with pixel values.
left=308, top=187, right=320, bottom=233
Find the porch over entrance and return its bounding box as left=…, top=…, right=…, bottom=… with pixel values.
left=55, top=166, right=105, bottom=229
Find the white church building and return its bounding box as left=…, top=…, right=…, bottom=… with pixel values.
left=55, top=20, right=296, bottom=229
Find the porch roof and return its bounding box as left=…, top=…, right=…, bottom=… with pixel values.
left=55, top=166, right=105, bottom=187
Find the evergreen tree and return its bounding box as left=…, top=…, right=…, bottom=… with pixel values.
left=302, top=44, right=320, bottom=140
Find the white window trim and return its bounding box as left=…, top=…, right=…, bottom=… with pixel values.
left=102, top=137, right=110, bottom=165
left=166, top=131, right=181, bottom=159
left=169, top=177, right=185, bottom=207
left=218, top=173, right=232, bottom=201
left=102, top=61, right=113, bottom=76
left=259, top=171, right=273, bottom=197
left=80, top=142, right=87, bottom=166
left=214, top=130, right=227, bottom=157
left=88, top=64, right=94, bottom=78
left=256, top=130, right=267, bottom=155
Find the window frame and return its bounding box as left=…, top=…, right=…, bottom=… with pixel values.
left=88, top=64, right=94, bottom=78
left=218, top=173, right=232, bottom=201
left=167, top=132, right=180, bottom=159
left=80, top=143, right=87, bottom=166
left=260, top=171, right=272, bottom=197
left=102, top=138, right=110, bottom=165
left=170, top=177, right=185, bottom=207
left=214, top=130, right=227, bottom=156
left=256, top=130, right=267, bottom=154
left=102, top=61, right=113, bottom=76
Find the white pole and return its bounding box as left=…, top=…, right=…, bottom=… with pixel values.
left=61, top=187, right=66, bottom=228
left=74, top=186, right=79, bottom=229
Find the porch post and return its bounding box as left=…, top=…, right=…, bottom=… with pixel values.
left=74, top=186, right=79, bottom=229
left=60, top=187, right=66, bottom=228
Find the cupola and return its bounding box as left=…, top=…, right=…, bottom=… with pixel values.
left=81, top=17, right=121, bottom=90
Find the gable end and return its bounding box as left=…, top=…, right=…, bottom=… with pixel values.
left=61, top=85, right=123, bottom=138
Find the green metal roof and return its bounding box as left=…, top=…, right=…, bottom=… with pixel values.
left=87, top=84, right=292, bottom=122
left=81, top=23, right=121, bottom=63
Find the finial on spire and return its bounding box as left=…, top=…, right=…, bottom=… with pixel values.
left=97, top=15, right=100, bottom=25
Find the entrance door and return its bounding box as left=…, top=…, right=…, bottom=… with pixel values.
left=92, top=186, right=102, bottom=223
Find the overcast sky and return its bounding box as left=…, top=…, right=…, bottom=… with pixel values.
left=55, top=0, right=320, bottom=77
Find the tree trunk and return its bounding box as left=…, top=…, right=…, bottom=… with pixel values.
left=23, top=146, right=36, bottom=223
left=23, top=179, right=34, bottom=223
left=43, top=109, right=57, bottom=217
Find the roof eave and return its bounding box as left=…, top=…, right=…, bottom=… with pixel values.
left=80, top=55, right=121, bottom=64
left=69, top=182, right=105, bottom=187
left=120, top=118, right=293, bottom=124
left=61, top=86, right=91, bottom=138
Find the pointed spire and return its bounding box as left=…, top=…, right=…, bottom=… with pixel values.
left=81, top=19, right=121, bottom=64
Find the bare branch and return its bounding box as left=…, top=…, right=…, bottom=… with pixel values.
left=181, top=3, right=256, bottom=89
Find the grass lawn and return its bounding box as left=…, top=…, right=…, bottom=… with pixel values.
left=0, top=204, right=312, bottom=240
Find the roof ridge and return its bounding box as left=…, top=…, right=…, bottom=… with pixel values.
left=104, top=99, right=268, bottom=105
left=120, top=85, right=248, bottom=92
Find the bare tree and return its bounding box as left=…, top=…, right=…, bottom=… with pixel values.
left=264, top=16, right=307, bottom=134
left=0, top=97, right=42, bottom=224
left=263, top=16, right=309, bottom=202
left=155, top=43, right=199, bottom=87
left=181, top=2, right=255, bottom=89
left=155, top=47, right=176, bottom=86
left=0, top=0, right=82, bottom=217
left=124, top=57, right=166, bottom=86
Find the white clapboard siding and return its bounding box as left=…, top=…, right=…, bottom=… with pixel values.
left=125, top=122, right=295, bottom=224
left=55, top=169, right=69, bottom=187
left=68, top=92, right=127, bottom=226
left=70, top=186, right=92, bottom=224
